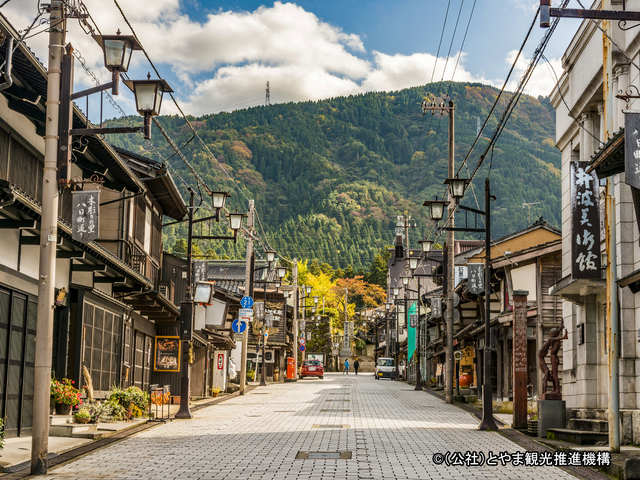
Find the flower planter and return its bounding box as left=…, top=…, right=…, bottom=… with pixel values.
left=212, top=392, right=219, bottom=398
left=74, top=417, right=90, bottom=424
left=527, top=420, right=538, bottom=436
left=55, top=403, right=71, bottom=415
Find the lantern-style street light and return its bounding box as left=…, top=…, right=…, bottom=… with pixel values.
left=392, top=286, right=400, bottom=297
left=123, top=73, right=174, bottom=139
left=306, top=286, right=312, bottom=295
left=211, top=191, right=230, bottom=221
left=265, top=250, right=276, bottom=264
left=277, top=267, right=287, bottom=279
left=408, top=255, right=419, bottom=272
left=419, top=239, right=433, bottom=253
left=444, top=177, right=471, bottom=200
left=423, top=196, right=449, bottom=222
left=92, top=30, right=142, bottom=94
left=401, top=273, right=410, bottom=286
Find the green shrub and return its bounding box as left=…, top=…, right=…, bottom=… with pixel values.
left=107, top=386, right=150, bottom=420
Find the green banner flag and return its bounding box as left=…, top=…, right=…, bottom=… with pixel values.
left=407, top=301, right=417, bottom=361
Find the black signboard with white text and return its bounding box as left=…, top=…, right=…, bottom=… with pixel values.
left=468, top=264, right=484, bottom=295
left=571, top=161, right=601, bottom=279
left=193, top=260, right=207, bottom=283
left=625, top=112, right=640, bottom=189
left=72, top=190, right=99, bottom=243
left=431, top=297, right=442, bottom=318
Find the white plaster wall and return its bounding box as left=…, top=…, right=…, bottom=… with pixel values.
left=511, top=264, right=536, bottom=301
left=19, top=245, right=39, bottom=279
left=0, top=229, right=19, bottom=271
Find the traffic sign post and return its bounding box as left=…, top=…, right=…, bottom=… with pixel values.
left=232, top=319, right=247, bottom=334
left=239, top=308, right=254, bottom=317
left=299, top=345, right=306, bottom=352
left=240, top=296, right=254, bottom=309
left=299, top=338, right=306, bottom=345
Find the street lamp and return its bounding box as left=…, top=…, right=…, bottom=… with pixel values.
left=392, top=286, right=400, bottom=297
left=306, top=285, right=312, bottom=295
left=313, top=295, right=319, bottom=305
left=277, top=267, right=287, bottom=279
left=226, top=210, right=246, bottom=242
left=92, top=30, right=142, bottom=95
left=444, top=177, right=471, bottom=200
left=265, top=250, right=276, bottom=264
left=123, top=73, right=174, bottom=139
left=401, top=273, right=410, bottom=286
left=211, top=191, right=230, bottom=221
left=423, top=196, right=449, bottom=222
left=408, top=255, right=419, bottom=272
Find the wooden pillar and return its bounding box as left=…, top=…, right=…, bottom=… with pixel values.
left=512, top=290, right=529, bottom=429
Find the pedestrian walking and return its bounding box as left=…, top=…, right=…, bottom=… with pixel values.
left=343, top=359, right=350, bottom=374
left=354, top=359, right=360, bottom=375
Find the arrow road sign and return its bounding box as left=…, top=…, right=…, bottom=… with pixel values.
left=299, top=345, right=306, bottom=352
left=240, top=296, right=254, bottom=309
left=232, top=319, right=246, bottom=334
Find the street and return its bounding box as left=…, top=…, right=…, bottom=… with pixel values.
left=32, top=374, right=583, bottom=480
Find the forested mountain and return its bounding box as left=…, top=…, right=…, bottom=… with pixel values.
left=107, top=81, right=560, bottom=271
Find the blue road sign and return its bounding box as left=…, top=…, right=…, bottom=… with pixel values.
left=232, top=319, right=247, bottom=334
left=299, top=345, right=306, bottom=352
left=240, top=296, right=254, bottom=309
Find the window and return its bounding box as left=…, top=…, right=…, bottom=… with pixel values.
left=82, top=301, right=122, bottom=393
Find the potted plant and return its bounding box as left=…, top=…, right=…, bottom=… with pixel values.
left=50, top=378, right=82, bottom=415
left=273, top=367, right=280, bottom=382
left=73, top=407, right=91, bottom=424
left=247, top=369, right=256, bottom=381
left=527, top=413, right=538, bottom=436
left=211, top=386, right=221, bottom=398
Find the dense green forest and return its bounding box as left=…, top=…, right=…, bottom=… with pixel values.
left=107, top=81, right=560, bottom=271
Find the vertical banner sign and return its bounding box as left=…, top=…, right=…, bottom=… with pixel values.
left=193, top=260, right=207, bottom=283
left=266, top=312, right=273, bottom=328
left=468, top=264, right=484, bottom=295
left=72, top=190, right=99, bottom=243
left=512, top=292, right=528, bottom=429
left=625, top=112, right=640, bottom=189
left=571, top=161, right=601, bottom=279
left=343, top=321, right=349, bottom=349
left=454, top=266, right=468, bottom=288
left=254, top=302, right=265, bottom=321
left=431, top=297, right=442, bottom=318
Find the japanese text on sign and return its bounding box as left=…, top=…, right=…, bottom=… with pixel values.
left=468, top=264, right=484, bottom=295
left=72, top=191, right=99, bottom=243
left=571, top=161, right=601, bottom=279
left=625, top=112, right=640, bottom=189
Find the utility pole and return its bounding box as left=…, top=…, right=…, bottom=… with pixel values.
left=175, top=190, right=194, bottom=419
left=32, top=1, right=64, bottom=474
left=422, top=98, right=455, bottom=404
left=292, top=260, right=298, bottom=380
left=240, top=200, right=254, bottom=395
left=446, top=100, right=456, bottom=405
left=603, top=0, right=620, bottom=453
left=260, top=281, right=267, bottom=386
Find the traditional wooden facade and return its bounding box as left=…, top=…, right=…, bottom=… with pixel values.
left=0, top=13, right=192, bottom=436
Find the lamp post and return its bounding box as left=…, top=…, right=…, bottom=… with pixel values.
left=32, top=7, right=172, bottom=473
left=385, top=302, right=391, bottom=358
left=408, top=254, right=422, bottom=391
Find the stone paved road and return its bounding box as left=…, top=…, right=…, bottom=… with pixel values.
left=33, top=373, right=581, bottom=479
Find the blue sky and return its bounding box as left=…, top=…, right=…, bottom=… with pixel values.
left=2, top=0, right=580, bottom=118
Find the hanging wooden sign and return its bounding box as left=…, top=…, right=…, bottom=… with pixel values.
left=72, top=190, right=99, bottom=243
left=570, top=161, right=601, bottom=279
left=468, top=264, right=484, bottom=295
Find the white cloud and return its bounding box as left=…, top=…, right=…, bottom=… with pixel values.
left=0, top=1, right=561, bottom=118
left=504, top=49, right=563, bottom=98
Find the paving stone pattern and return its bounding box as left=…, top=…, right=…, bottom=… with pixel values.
left=32, top=374, right=578, bottom=479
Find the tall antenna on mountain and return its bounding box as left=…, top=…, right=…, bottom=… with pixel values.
left=265, top=81, right=271, bottom=106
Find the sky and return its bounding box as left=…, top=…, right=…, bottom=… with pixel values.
left=0, top=0, right=580, bottom=119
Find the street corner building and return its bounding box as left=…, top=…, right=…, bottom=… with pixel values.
left=550, top=0, right=640, bottom=444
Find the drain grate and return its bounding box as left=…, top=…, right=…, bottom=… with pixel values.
left=329, top=392, right=350, bottom=395
left=326, top=399, right=350, bottom=402
left=296, top=451, right=352, bottom=459
left=320, top=409, right=350, bottom=412
left=312, top=424, right=349, bottom=428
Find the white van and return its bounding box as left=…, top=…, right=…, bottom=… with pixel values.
left=375, top=357, right=396, bottom=380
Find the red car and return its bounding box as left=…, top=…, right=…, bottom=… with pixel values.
left=300, top=360, right=324, bottom=379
